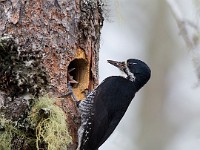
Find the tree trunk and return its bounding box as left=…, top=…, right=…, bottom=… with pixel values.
left=0, top=0, right=103, bottom=149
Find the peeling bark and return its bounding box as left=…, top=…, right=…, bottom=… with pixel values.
left=0, top=0, right=103, bottom=149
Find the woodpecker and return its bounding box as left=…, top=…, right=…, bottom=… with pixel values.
left=75, top=59, right=151, bottom=150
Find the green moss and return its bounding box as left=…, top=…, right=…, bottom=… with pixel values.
left=0, top=117, right=12, bottom=150
left=30, top=96, right=72, bottom=150
left=0, top=117, right=34, bottom=150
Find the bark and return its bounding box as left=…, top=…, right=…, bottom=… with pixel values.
left=0, top=0, right=103, bottom=149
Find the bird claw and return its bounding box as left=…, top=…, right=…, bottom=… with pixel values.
left=61, top=81, right=78, bottom=101
left=82, top=89, right=91, bottom=97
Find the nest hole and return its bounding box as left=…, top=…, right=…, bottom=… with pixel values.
left=68, top=59, right=88, bottom=88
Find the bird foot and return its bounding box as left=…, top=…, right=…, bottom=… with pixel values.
left=82, top=89, right=91, bottom=97
left=61, top=82, right=79, bottom=102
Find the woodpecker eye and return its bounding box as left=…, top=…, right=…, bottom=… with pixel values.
left=127, top=62, right=137, bottom=66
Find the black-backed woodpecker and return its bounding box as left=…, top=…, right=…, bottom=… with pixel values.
left=76, top=59, right=151, bottom=150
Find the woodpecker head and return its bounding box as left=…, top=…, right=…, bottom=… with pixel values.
left=107, top=59, right=151, bottom=89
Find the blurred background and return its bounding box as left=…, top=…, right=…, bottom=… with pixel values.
left=99, top=0, right=200, bottom=150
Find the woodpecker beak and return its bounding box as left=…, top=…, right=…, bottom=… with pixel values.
left=107, top=60, right=126, bottom=71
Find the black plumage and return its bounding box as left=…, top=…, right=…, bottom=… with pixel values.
left=76, top=59, right=151, bottom=150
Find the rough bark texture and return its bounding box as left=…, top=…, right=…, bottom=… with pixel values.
left=0, top=0, right=103, bottom=149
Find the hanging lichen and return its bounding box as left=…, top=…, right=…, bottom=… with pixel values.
left=0, top=116, right=34, bottom=150
left=0, top=117, right=12, bottom=150
left=29, top=96, right=72, bottom=150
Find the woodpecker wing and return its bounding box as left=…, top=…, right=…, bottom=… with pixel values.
left=79, top=90, right=109, bottom=150
left=93, top=107, right=128, bottom=149
left=86, top=76, right=136, bottom=149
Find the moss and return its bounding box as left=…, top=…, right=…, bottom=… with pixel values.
left=29, top=96, right=72, bottom=150
left=0, top=117, right=12, bottom=150
left=0, top=117, right=33, bottom=150
left=0, top=35, right=49, bottom=98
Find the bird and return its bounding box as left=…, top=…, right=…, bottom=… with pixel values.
left=75, top=59, right=151, bottom=150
